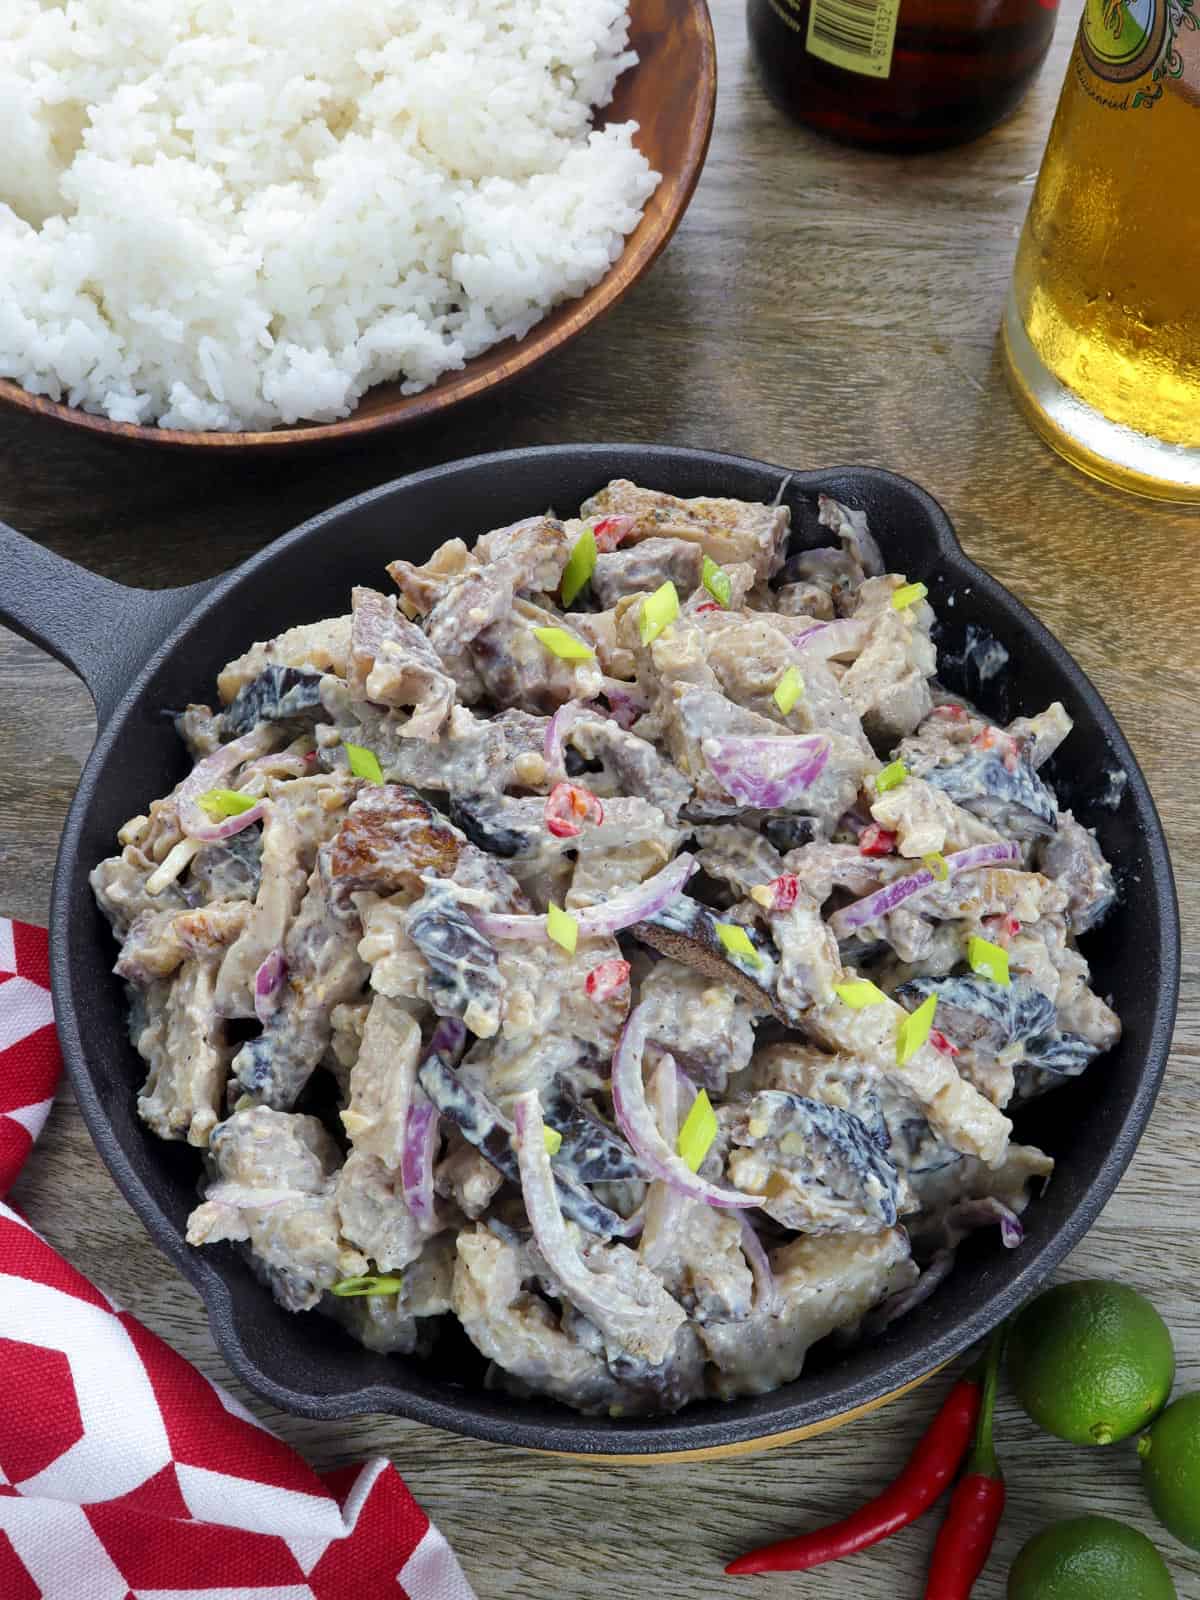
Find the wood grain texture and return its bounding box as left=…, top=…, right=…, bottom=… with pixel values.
left=0, top=0, right=716, bottom=452
left=2, top=2, right=1199, bottom=1595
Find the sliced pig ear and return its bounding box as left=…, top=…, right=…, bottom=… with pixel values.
left=632, top=895, right=788, bottom=1024
left=925, top=748, right=1059, bottom=837
left=222, top=665, right=325, bottom=738
left=1021, top=1030, right=1102, bottom=1078
left=895, top=974, right=1059, bottom=1058
left=729, top=1090, right=903, bottom=1233
left=416, top=1051, right=630, bottom=1240
left=405, top=882, right=504, bottom=1038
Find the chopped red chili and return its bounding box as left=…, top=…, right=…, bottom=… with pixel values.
left=765, top=874, right=800, bottom=911
left=932, top=703, right=968, bottom=720
left=585, top=958, right=631, bottom=1001
left=859, top=824, right=898, bottom=857
left=924, top=1329, right=1006, bottom=1599
left=930, top=1028, right=960, bottom=1057
left=726, top=1370, right=982, bottom=1575
left=591, top=514, right=635, bottom=552
left=982, top=913, right=1021, bottom=944
left=694, top=601, right=722, bottom=614
left=544, top=782, right=603, bottom=839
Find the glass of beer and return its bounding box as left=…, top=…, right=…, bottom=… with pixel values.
left=1002, top=0, right=1200, bottom=502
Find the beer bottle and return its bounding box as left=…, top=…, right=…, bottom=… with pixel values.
left=746, top=0, right=1060, bottom=150
left=1003, top=0, right=1200, bottom=502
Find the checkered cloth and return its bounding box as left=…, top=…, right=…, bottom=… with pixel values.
left=0, top=919, right=477, bottom=1600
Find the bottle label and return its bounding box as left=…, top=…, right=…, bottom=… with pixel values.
left=802, top=0, right=902, bottom=78
left=1079, top=0, right=1199, bottom=105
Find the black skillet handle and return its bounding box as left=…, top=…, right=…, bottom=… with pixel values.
left=0, top=521, right=215, bottom=729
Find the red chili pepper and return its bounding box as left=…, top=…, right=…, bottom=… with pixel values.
left=930, top=1028, right=960, bottom=1057
left=982, top=913, right=1021, bottom=944
left=924, top=1329, right=1006, bottom=1599
left=859, top=823, right=898, bottom=857
left=585, top=958, right=631, bottom=1002
left=591, top=514, right=635, bottom=552
left=544, top=782, right=603, bottom=839
left=765, top=874, right=800, bottom=911
left=932, top=703, right=967, bottom=720
left=694, top=601, right=722, bottom=614
left=725, top=1371, right=982, bottom=1576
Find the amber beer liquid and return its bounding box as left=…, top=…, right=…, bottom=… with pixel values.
left=1003, top=0, right=1200, bottom=501
left=746, top=0, right=1059, bottom=151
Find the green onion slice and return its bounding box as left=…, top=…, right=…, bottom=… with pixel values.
left=875, top=760, right=908, bottom=793
left=560, top=529, right=597, bottom=608
left=546, top=902, right=579, bottom=954
left=773, top=666, right=805, bottom=716
left=834, top=979, right=887, bottom=1009
left=897, top=994, right=938, bottom=1064
left=892, top=581, right=929, bottom=611
left=677, top=1088, right=718, bottom=1174
left=923, top=852, right=950, bottom=882
left=344, top=743, right=384, bottom=784
left=702, top=555, right=732, bottom=608
left=715, top=921, right=762, bottom=967
left=330, top=1274, right=404, bottom=1297
left=639, top=581, right=680, bottom=646
left=198, top=787, right=258, bottom=819
left=968, top=934, right=1011, bottom=987
left=542, top=1125, right=563, bottom=1156
left=532, top=626, right=595, bottom=663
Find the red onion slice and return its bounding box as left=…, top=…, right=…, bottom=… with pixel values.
left=473, top=852, right=697, bottom=943
left=599, top=677, right=647, bottom=730
left=740, top=1217, right=778, bottom=1317
left=639, top=1055, right=689, bottom=1270
left=701, top=734, right=830, bottom=811
left=401, top=1100, right=440, bottom=1229
left=611, top=1004, right=765, bottom=1210
left=543, top=699, right=587, bottom=778
left=511, top=1091, right=682, bottom=1363
left=862, top=1247, right=954, bottom=1335
left=948, top=1196, right=1025, bottom=1248
left=775, top=616, right=871, bottom=660
left=253, top=949, right=287, bottom=1023
left=178, top=725, right=281, bottom=842
left=829, top=841, right=1021, bottom=938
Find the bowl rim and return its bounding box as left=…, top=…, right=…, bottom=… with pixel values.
left=0, top=2, right=717, bottom=453
left=50, top=443, right=1181, bottom=1455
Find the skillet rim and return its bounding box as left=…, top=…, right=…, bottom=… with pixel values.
left=49, top=443, right=1180, bottom=1455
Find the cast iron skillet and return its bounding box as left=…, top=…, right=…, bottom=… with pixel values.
left=0, top=445, right=1179, bottom=1459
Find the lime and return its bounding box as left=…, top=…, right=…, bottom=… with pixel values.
left=1139, top=1393, right=1200, bottom=1552
left=1008, top=1516, right=1177, bottom=1600
left=1007, top=1280, right=1174, bottom=1446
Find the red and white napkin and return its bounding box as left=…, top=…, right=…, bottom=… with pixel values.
left=0, top=918, right=478, bottom=1600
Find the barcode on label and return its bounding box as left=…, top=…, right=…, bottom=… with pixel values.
left=805, top=0, right=901, bottom=78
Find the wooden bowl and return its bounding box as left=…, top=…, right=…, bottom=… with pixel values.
left=0, top=0, right=716, bottom=453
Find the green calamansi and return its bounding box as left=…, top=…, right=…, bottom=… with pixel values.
left=1008, top=1516, right=1176, bottom=1600
left=1139, top=1393, right=1200, bottom=1553
left=1007, top=1281, right=1175, bottom=1446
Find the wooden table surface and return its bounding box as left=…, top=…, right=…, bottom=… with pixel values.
left=3, top=2, right=1198, bottom=1594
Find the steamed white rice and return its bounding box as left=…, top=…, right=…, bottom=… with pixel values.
left=0, top=0, right=658, bottom=432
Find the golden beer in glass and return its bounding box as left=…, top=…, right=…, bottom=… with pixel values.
left=1002, top=0, right=1200, bottom=501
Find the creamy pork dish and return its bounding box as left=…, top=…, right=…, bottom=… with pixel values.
left=91, top=480, right=1121, bottom=1415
